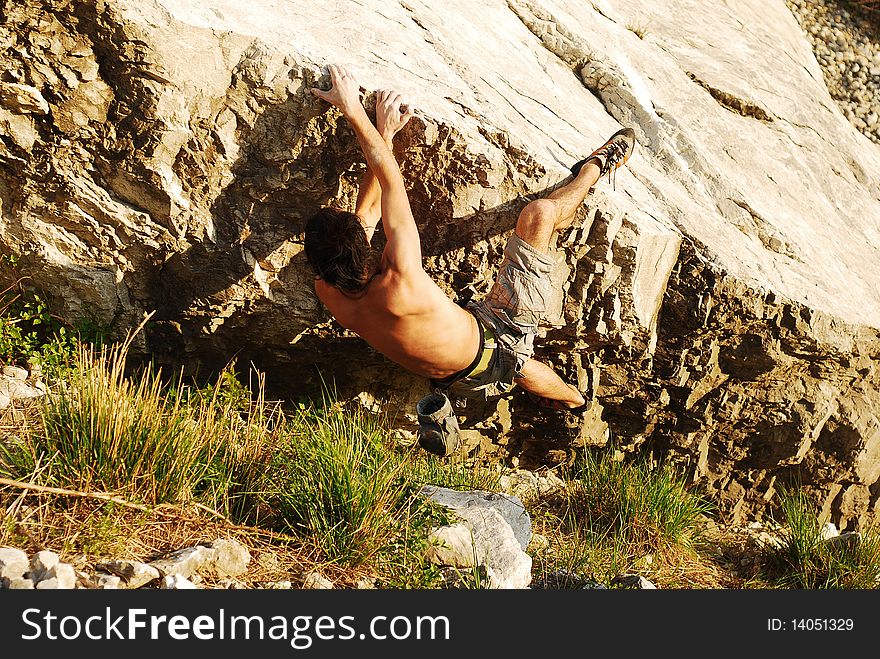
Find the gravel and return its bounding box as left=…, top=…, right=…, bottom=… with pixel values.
left=786, top=0, right=880, bottom=144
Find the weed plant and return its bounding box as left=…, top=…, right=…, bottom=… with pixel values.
left=0, top=280, right=78, bottom=377
left=246, top=401, right=463, bottom=573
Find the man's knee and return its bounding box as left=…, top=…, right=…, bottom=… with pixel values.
left=515, top=199, right=556, bottom=247
left=518, top=199, right=556, bottom=230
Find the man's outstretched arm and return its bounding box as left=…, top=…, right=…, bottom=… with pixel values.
left=354, top=89, right=413, bottom=244
left=312, top=65, right=421, bottom=274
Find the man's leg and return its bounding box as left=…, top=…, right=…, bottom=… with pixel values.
left=512, top=160, right=601, bottom=252
left=507, top=164, right=601, bottom=410
left=510, top=129, right=636, bottom=410
left=515, top=358, right=585, bottom=408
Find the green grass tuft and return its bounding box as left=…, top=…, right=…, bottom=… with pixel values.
left=253, top=402, right=410, bottom=566
left=763, top=487, right=880, bottom=589
left=562, top=449, right=711, bottom=555
left=6, top=341, right=241, bottom=506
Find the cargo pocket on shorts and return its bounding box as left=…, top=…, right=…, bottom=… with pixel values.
left=505, top=265, right=550, bottom=330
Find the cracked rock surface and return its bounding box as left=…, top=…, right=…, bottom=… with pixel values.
left=1, top=0, right=879, bottom=527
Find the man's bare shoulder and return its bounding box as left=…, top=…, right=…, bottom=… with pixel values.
left=315, top=268, right=453, bottom=320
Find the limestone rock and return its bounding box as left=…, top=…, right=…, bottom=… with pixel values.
left=302, top=572, right=334, bottom=589
left=820, top=522, right=839, bottom=541
left=422, top=487, right=533, bottom=589
left=97, top=573, right=123, bottom=589
left=0, top=377, right=45, bottom=409
left=2, top=365, right=29, bottom=380
left=97, top=560, right=161, bottom=588
left=421, top=485, right=531, bottom=550
left=209, top=538, right=250, bottom=577
left=162, top=574, right=198, bottom=589
left=426, top=524, right=476, bottom=568
left=149, top=545, right=216, bottom=579
left=35, top=563, right=77, bottom=589
left=28, top=550, right=60, bottom=582
left=6, top=576, right=35, bottom=589
left=499, top=469, right=566, bottom=504
left=148, top=539, right=250, bottom=580
left=1, top=0, right=880, bottom=527
left=0, top=547, right=29, bottom=582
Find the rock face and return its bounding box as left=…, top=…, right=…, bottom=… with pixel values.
left=1, top=0, right=880, bottom=528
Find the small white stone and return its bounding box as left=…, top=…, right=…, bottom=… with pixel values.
left=425, top=524, right=476, bottom=568
left=0, top=547, right=29, bottom=580
left=302, top=572, right=334, bottom=589
left=2, top=365, right=28, bottom=380
left=5, top=576, right=35, bottom=589
left=149, top=545, right=215, bottom=579
left=29, top=550, right=60, bottom=581
left=820, top=522, right=839, bottom=540
left=43, top=563, right=77, bottom=589
left=97, top=573, right=123, bottom=589
left=162, top=574, right=198, bottom=589
left=209, top=538, right=250, bottom=577
left=97, top=560, right=160, bottom=588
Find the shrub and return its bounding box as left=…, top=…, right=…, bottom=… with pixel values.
left=245, top=401, right=413, bottom=566
left=241, top=394, right=504, bottom=572
left=0, top=279, right=79, bottom=377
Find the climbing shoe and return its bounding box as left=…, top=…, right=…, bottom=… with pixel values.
left=571, top=127, right=636, bottom=188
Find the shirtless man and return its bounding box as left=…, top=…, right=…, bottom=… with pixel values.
left=306, top=64, right=634, bottom=448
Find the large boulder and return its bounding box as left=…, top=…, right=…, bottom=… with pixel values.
left=422, top=486, right=533, bottom=589
left=1, top=0, right=879, bottom=528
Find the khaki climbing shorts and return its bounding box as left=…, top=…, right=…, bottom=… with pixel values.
left=442, top=233, right=555, bottom=401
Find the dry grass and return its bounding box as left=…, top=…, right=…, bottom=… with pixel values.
left=0, top=488, right=320, bottom=588
left=530, top=506, right=744, bottom=589
left=626, top=21, right=650, bottom=39
left=4, top=335, right=873, bottom=590
left=0, top=475, right=789, bottom=590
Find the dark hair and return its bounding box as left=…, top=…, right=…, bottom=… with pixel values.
left=304, top=207, right=379, bottom=295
